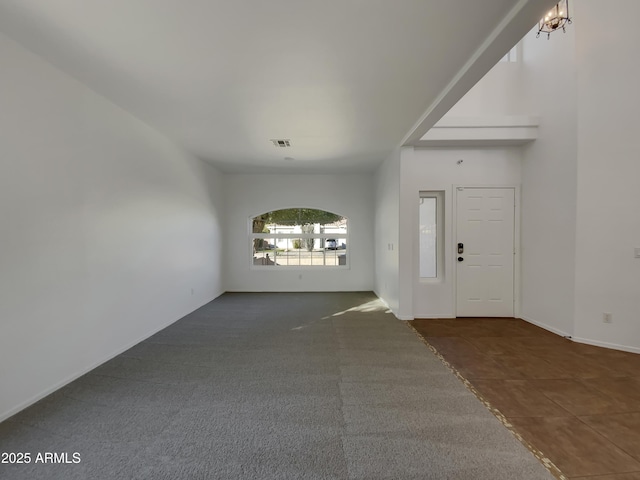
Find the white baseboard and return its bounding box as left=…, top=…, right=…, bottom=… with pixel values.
left=0, top=290, right=224, bottom=423
left=519, top=314, right=572, bottom=338
left=412, top=314, right=456, bottom=319
left=571, top=336, right=640, bottom=355
left=519, top=314, right=640, bottom=354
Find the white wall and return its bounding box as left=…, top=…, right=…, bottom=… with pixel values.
left=404, top=44, right=528, bottom=321
left=0, top=32, right=225, bottom=421
left=374, top=148, right=401, bottom=314
left=518, top=25, right=578, bottom=337
left=572, top=0, right=640, bottom=352
left=400, top=147, right=522, bottom=318
left=452, top=1, right=640, bottom=353
left=432, top=26, right=578, bottom=336
left=444, top=60, right=525, bottom=118
left=224, top=173, right=374, bottom=292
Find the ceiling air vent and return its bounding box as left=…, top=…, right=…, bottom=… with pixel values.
left=270, top=139, right=291, bottom=147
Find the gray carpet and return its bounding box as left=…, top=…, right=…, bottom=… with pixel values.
left=0, top=292, right=553, bottom=479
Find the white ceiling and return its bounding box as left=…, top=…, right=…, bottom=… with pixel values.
left=0, top=0, right=556, bottom=173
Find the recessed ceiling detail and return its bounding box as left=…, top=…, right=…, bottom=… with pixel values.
left=270, top=139, right=291, bottom=148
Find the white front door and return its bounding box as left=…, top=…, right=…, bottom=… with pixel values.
left=456, top=187, right=515, bottom=317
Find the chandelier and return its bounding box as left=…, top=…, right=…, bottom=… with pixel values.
left=537, top=0, right=572, bottom=39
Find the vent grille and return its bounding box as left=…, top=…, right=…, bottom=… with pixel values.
left=270, top=139, right=291, bottom=148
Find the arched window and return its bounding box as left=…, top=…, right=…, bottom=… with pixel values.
left=250, top=208, right=348, bottom=268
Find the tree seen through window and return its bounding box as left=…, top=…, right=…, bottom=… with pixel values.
left=251, top=208, right=347, bottom=267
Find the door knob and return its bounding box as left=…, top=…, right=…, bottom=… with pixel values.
left=458, top=257, right=464, bottom=262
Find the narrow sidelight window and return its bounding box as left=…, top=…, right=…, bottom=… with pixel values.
left=419, top=192, right=444, bottom=279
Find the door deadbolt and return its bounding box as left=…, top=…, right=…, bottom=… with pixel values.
left=458, top=243, right=464, bottom=254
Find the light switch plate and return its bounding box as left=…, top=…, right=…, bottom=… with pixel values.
left=635, top=247, right=640, bottom=258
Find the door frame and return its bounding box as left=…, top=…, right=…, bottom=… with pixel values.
left=452, top=185, right=521, bottom=318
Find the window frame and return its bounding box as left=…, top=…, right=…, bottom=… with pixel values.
left=248, top=212, right=349, bottom=270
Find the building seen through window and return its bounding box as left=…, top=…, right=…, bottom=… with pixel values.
left=250, top=208, right=348, bottom=267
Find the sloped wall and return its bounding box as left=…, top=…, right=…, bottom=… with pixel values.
left=0, top=32, right=225, bottom=420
